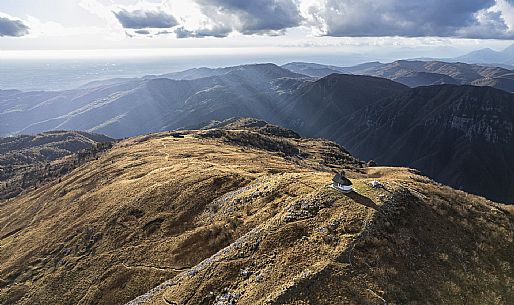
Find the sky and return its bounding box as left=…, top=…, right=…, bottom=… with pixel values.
left=0, top=0, right=513, bottom=60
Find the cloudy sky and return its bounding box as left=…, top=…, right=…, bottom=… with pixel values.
left=1, top=0, right=513, bottom=59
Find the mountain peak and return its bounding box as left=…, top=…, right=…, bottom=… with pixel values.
left=455, top=45, right=514, bottom=65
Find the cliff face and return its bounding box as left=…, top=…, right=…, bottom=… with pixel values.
left=328, top=85, right=514, bottom=203
left=0, top=120, right=512, bottom=305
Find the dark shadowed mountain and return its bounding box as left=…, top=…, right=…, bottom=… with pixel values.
left=283, top=60, right=514, bottom=92
left=471, top=76, right=514, bottom=93
left=393, top=71, right=459, bottom=87
left=276, top=74, right=409, bottom=135
left=324, top=85, right=514, bottom=203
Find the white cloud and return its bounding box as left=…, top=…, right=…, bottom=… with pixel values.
left=41, top=0, right=514, bottom=40
left=492, top=0, right=514, bottom=31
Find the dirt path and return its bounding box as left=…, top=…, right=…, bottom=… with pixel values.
left=158, top=140, right=170, bottom=161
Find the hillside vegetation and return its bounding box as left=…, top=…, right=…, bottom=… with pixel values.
left=0, top=131, right=112, bottom=199
left=0, top=120, right=512, bottom=305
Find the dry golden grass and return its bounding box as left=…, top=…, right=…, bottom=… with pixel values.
left=0, top=128, right=512, bottom=305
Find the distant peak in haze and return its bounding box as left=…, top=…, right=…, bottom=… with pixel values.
left=456, top=43, right=514, bottom=65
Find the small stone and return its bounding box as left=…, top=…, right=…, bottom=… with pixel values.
left=370, top=180, right=384, bottom=189
left=255, top=273, right=263, bottom=282
left=241, top=268, right=251, bottom=277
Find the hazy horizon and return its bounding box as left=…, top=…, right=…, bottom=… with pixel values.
left=2, top=43, right=514, bottom=91
left=2, top=0, right=514, bottom=90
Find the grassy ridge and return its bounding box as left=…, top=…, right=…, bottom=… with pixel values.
left=0, top=122, right=512, bottom=305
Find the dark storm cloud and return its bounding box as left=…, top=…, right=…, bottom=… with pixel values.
left=319, top=0, right=514, bottom=39
left=194, top=0, right=303, bottom=35
left=0, top=16, right=29, bottom=37
left=113, top=9, right=178, bottom=29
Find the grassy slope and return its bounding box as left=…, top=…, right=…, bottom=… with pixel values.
left=0, top=126, right=512, bottom=305
left=138, top=168, right=513, bottom=305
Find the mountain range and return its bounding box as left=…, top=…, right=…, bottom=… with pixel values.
left=1, top=119, right=512, bottom=305
left=283, top=60, right=514, bottom=92
left=0, top=64, right=307, bottom=139
left=0, top=63, right=408, bottom=139
left=2, top=62, right=514, bottom=203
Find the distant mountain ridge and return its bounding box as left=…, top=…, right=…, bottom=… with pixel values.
left=145, top=63, right=307, bottom=81
left=455, top=44, right=514, bottom=65
left=0, top=63, right=309, bottom=138
left=282, top=60, right=514, bottom=92
left=281, top=62, right=347, bottom=78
